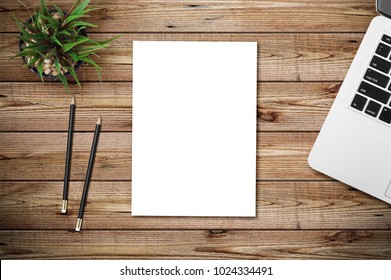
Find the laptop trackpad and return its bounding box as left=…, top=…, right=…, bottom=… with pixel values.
left=386, top=181, right=391, bottom=199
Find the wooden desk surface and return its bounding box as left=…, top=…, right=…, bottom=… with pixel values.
left=1, top=0, right=391, bottom=259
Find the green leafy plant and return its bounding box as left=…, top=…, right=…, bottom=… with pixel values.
left=14, top=0, right=119, bottom=91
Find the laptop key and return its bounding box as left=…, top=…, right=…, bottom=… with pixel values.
left=358, top=81, right=390, bottom=104
left=370, top=55, right=391, bottom=74
left=376, top=43, right=391, bottom=58
left=382, top=34, right=391, bottom=44
left=379, top=107, right=391, bottom=124
left=351, top=94, right=367, bottom=111
left=365, top=100, right=381, bottom=117
left=364, top=68, right=390, bottom=88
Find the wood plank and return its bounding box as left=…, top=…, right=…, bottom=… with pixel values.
left=0, top=132, right=132, bottom=181
left=0, top=132, right=324, bottom=181
left=0, top=82, right=337, bottom=132
left=0, top=0, right=375, bottom=33
left=0, top=181, right=390, bottom=230
left=1, top=230, right=390, bottom=259
left=0, top=33, right=363, bottom=82
left=0, top=82, right=133, bottom=132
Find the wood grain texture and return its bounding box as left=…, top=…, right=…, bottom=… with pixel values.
left=1, top=0, right=390, bottom=260
left=0, top=132, right=131, bottom=181
left=0, top=82, right=337, bottom=132
left=1, top=230, right=390, bottom=259
left=0, top=181, right=390, bottom=230
left=0, top=132, right=323, bottom=181
left=0, top=33, right=362, bottom=82
left=0, top=0, right=375, bottom=33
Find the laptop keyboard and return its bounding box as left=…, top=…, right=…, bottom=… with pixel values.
left=350, top=34, right=391, bottom=124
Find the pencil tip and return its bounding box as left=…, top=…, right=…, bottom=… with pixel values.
left=97, top=116, right=102, bottom=125
left=71, top=96, right=75, bottom=105
left=61, top=200, right=68, bottom=214
left=75, top=218, right=83, bottom=232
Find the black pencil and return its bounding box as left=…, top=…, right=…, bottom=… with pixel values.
left=62, top=96, right=75, bottom=214
left=75, top=116, right=101, bottom=232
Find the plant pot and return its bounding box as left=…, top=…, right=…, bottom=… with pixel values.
left=19, top=42, right=85, bottom=81
left=18, top=9, right=86, bottom=81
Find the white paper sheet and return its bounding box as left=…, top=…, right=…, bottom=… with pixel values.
left=132, top=41, right=257, bottom=216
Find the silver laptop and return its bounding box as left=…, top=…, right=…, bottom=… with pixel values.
left=308, top=0, right=391, bottom=204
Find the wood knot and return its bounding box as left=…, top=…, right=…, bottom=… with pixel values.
left=0, top=155, right=12, bottom=160
left=327, top=83, right=341, bottom=94
left=207, top=229, right=227, bottom=237
left=205, top=17, right=220, bottom=21
left=329, top=230, right=360, bottom=243
left=258, top=111, right=279, bottom=122
left=185, top=4, right=204, bottom=8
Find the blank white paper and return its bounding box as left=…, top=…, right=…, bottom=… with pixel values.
left=132, top=41, right=257, bottom=216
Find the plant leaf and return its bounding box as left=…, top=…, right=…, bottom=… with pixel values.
left=22, top=43, right=49, bottom=53
left=54, top=57, right=70, bottom=92
left=14, top=48, right=35, bottom=58
left=64, top=14, right=89, bottom=24
left=69, top=7, right=99, bottom=21
left=76, top=26, right=86, bottom=35
left=14, top=18, right=36, bottom=33
left=40, top=14, right=60, bottom=28
left=44, top=48, right=57, bottom=59
left=54, top=57, right=61, bottom=72
left=58, top=30, right=71, bottom=36
left=82, top=56, right=102, bottom=81
left=61, top=0, right=81, bottom=23
left=68, top=20, right=98, bottom=29
left=26, top=54, right=41, bottom=68
left=97, top=35, right=122, bottom=45
left=58, top=74, right=70, bottom=93
left=64, top=66, right=81, bottom=88
left=75, top=35, right=101, bottom=45
left=39, top=0, right=49, bottom=17
left=67, top=50, right=79, bottom=62
left=37, top=59, right=44, bottom=82
left=62, top=37, right=89, bottom=52
left=77, top=45, right=108, bottom=55
left=51, top=35, right=63, bottom=47
left=17, top=36, right=36, bottom=44
left=80, top=52, right=98, bottom=58
left=52, top=4, right=64, bottom=19
left=18, top=33, right=46, bottom=42
left=71, top=0, right=91, bottom=18
left=35, top=15, right=50, bottom=41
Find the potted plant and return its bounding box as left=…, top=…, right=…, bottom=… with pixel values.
left=14, top=0, right=119, bottom=91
